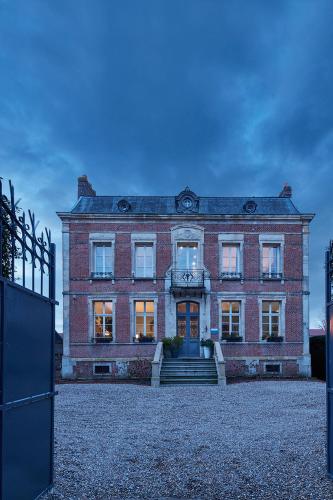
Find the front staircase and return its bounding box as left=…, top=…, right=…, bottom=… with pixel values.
left=160, top=358, right=218, bottom=385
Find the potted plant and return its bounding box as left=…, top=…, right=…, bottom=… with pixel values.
left=138, top=335, right=155, bottom=343
left=171, top=336, right=184, bottom=358
left=162, top=337, right=173, bottom=358
left=222, top=335, right=243, bottom=342
left=201, top=338, right=214, bottom=358
left=265, top=336, right=283, bottom=343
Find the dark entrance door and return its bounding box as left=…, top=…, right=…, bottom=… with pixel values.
left=177, top=301, right=200, bottom=357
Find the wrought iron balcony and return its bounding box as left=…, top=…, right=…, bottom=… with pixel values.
left=170, top=269, right=205, bottom=294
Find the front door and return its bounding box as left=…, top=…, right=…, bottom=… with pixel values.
left=177, top=302, right=200, bottom=357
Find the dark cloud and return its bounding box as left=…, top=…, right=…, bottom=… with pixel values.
left=0, top=0, right=332, bottom=328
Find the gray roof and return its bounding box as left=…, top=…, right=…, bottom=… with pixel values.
left=71, top=195, right=301, bottom=216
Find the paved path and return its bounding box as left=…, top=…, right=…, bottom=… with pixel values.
left=45, top=380, right=332, bottom=499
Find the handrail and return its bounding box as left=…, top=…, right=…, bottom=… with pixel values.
left=214, top=341, right=227, bottom=387
left=151, top=341, right=163, bottom=387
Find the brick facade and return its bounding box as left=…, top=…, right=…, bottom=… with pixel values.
left=58, top=179, right=314, bottom=380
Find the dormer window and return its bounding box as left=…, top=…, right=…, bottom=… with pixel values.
left=175, top=187, right=199, bottom=213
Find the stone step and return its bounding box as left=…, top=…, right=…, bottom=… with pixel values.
left=160, top=377, right=218, bottom=385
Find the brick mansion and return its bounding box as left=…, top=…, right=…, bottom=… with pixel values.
left=58, top=176, right=314, bottom=381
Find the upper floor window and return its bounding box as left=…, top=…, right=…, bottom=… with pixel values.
left=177, top=242, right=198, bottom=269
left=262, top=244, right=281, bottom=279
left=134, top=301, right=155, bottom=342
left=221, top=244, right=241, bottom=277
left=262, top=301, right=282, bottom=341
left=93, top=243, right=113, bottom=278
left=135, top=243, right=153, bottom=278
left=93, top=301, right=113, bottom=342
left=221, top=301, right=242, bottom=341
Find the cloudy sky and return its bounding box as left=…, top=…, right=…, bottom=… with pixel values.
left=1, top=0, right=332, bottom=330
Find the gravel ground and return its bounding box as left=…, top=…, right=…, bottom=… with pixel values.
left=44, top=380, right=332, bottom=500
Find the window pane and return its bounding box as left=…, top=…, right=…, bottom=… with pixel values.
left=177, top=318, right=186, bottom=337
left=190, top=302, right=199, bottom=313
left=231, top=324, right=239, bottom=334
left=271, top=302, right=280, bottom=313
left=136, top=316, right=144, bottom=336
left=95, top=316, right=103, bottom=335
left=177, top=303, right=186, bottom=313
left=231, top=302, right=240, bottom=313
left=146, top=301, right=154, bottom=313
left=262, top=302, right=270, bottom=312
left=222, top=302, right=230, bottom=313
left=135, top=301, right=144, bottom=313
left=222, top=323, right=230, bottom=333
left=105, top=302, right=112, bottom=314
left=94, top=302, right=103, bottom=314
left=262, top=324, right=270, bottom=335
left=190, top=318, right=199, bottom=338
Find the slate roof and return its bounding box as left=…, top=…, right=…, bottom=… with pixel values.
left=71, top=195, right=301, bottom=216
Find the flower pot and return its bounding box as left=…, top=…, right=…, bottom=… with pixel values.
left=266, top=336, right=283, bottom=343
left=138, top=336, right=155, bottom=343
left=222, top=336, right=243, bottom=342
left=203, top=346, right=212, bottom=359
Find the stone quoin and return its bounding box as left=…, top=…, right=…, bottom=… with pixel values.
left=57, top=177, right=314, bottom=380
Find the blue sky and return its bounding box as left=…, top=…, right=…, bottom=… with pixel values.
left=1, top=0, right=332, bottom=330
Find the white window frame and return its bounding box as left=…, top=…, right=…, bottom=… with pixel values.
left=129, top=295, right=158, bottom=343
left=171, top=225, right=204, bottom=270
left=89, top=232, right=115, bottom=281
left=93, top=300, right=114, bottom=342
left=218, top=234, right=244, bottom=280
left=131, top=233, right=156, bottom=282
left=258, top=296, right=286, bottom=342
left=134, top=301, right=155, bottom=341
left=88, top=295, right=117, bottom=342
left=259, top=234, right=284, bottom=281
left=218, top=295, right=246, bottom=341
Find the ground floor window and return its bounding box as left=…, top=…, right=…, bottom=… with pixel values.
left=262, top=301, right=281, bottom=340
left=135, top=301, right=155, bottom=342
left=94, top=301, right=113, bottom=342
left=221, top=301, right=241, bottom=340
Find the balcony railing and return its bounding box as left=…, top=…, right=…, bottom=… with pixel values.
left=171, top=269, right=205, bottom=288
left=220, top=271, right=242, bottom=280
left=261, top=272, right=283, bottom=280
left=91, top=271, right=114, bottom=280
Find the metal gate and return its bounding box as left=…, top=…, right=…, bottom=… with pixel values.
left=326, top=241, right=333, bottom=479
left=0, top=179, right=56, bottom=499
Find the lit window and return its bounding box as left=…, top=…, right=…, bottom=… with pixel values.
left=135, top=301, right=155, bottom=341
left=262, top=301, right=281, bottom=339
left=94, top=301, right=113, bottom=342
left=93, top=243, right=112, bottom=277
left=221, top=244, right=241, bottom=276
left=177, top=242, right=198, bottom=269
left=221, top=301, right=241, bottom=339
left=262, top=244, right=281, bottom=278
left=135, top=243, right=153, bottom=278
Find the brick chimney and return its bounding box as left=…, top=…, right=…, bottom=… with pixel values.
left=78, top=175, right=96, bottom=198
left=279, top=183, right=292, bottom=198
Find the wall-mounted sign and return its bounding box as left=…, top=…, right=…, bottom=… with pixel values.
left=210, top=328, right=219, bottom=335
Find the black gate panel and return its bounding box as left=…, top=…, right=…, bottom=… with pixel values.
left=0, top=179, right=56, bottom=499
left=3, top=284, right=53, bottom=401
left=3, top=398, right=52, bottom=500
left=326, top=245, right=333, bottom=479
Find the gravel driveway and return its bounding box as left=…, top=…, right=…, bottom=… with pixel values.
left=45, top=381, right=332, bottom=499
